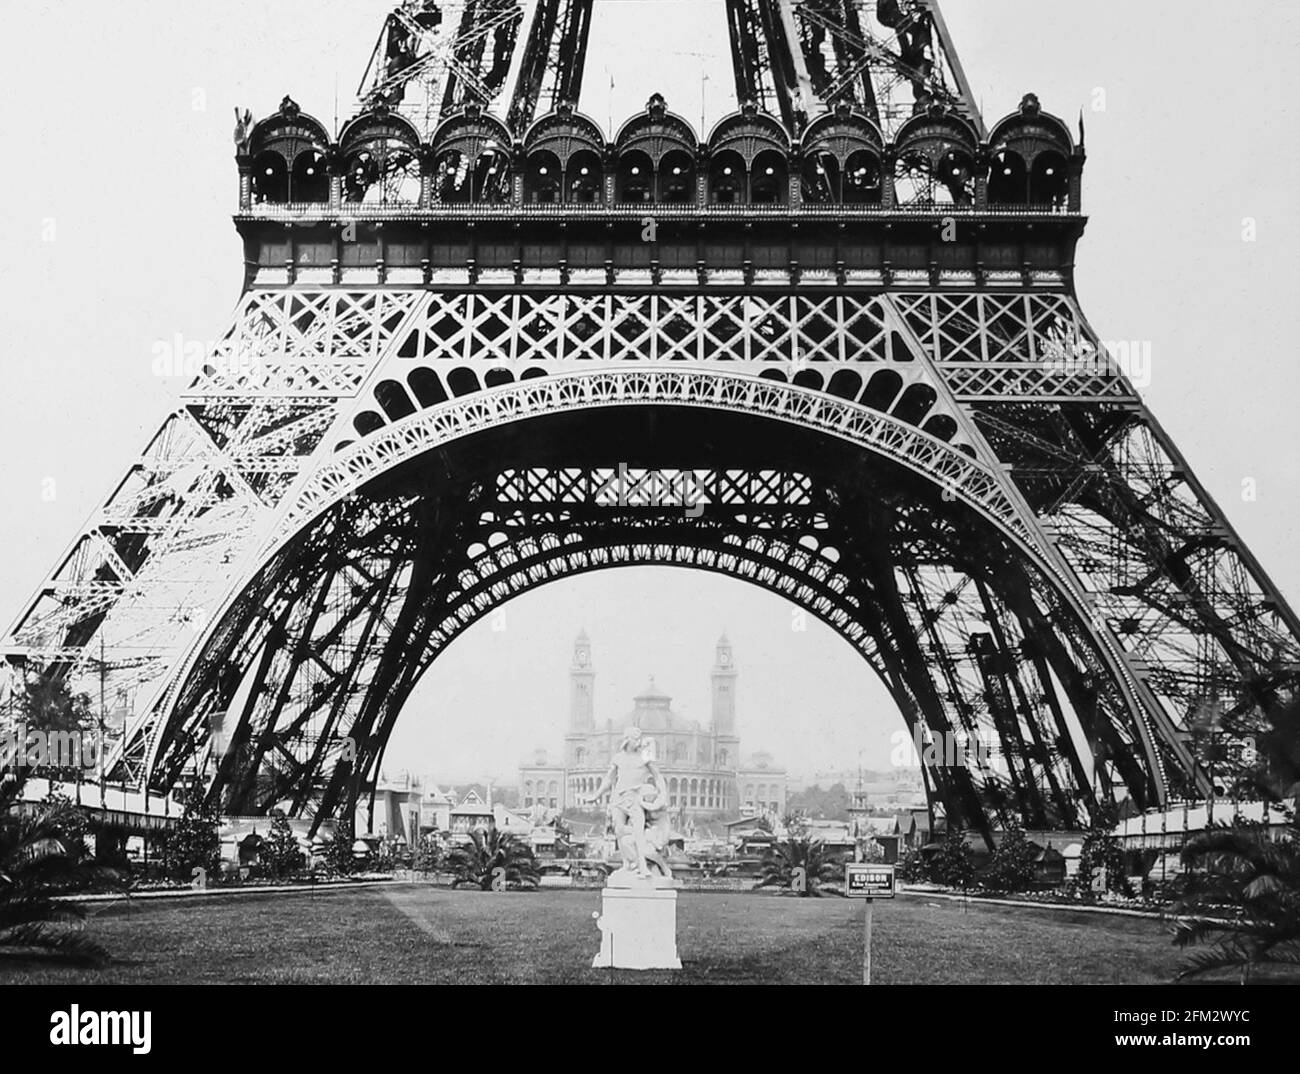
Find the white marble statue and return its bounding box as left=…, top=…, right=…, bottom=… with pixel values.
left=577, top=727, right=672, bottom=882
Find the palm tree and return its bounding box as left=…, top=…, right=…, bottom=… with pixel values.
left=1171, top=694, right=1300, bottom=981
left=444, top=828, right=540, bottom=891
left=1171, top=814, right=1300, bottom=982
left=0, top=780, right=122, bottom=965
left=755, top=836, right=845, bottom=897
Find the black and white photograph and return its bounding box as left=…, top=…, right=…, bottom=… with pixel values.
left=0, top=0, right=1296, bottom=1051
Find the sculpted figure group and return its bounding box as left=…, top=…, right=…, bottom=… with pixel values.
left=578, top=727, right=673, bottom=881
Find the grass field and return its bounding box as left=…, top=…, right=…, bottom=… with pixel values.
left=0, top=883, right=1227, bottom=985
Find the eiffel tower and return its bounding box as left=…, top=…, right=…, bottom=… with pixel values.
left=5, top=0, right=1298, bottom=841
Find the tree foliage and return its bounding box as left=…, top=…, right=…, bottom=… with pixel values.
left=1171, top=694, right=1300, bottom=981
left=163, top=802, right=221, bottom=883
left=0, top=779, right=121, bottom=965
left=444, top=829, right=540, bottom=891
left=897, top=846, right=928, bottom=883
left=413, top=834, right=442, bottom=873
left=785, top=784, right=851, bottom=821
left=264, top=809, right=303, bottom=880
left=983, top=824, right=1038, bottom=893
left=323, top=816, right=356, bottom=877
left=1071, top=806, right=1129, bottom=899
left=932, top=827, right=975, bottom=889
left=6, top=676, right=97, bottom=783
left=754, top=836, right=845, bottom=897
left=1172, top=814, right=1300, bottom=982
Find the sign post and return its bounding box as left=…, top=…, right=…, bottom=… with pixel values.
left=863, top=897, right=872, bottom=985
left=845, top=863, right=895, bottom=985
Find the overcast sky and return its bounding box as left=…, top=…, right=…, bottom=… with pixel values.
left=1, top=2, right=1297, bottom=784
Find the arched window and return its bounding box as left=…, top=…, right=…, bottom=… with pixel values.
left=749, top=149, right=787, bottom=204
left=339, top=112, right=422, bottom=205
left=247, top=102, right=331, bottom=205
left=251, top=151, right=289, bottom=204
left=656, top=150, right=696, bottom=203
left=801, top=152, right=838, bottom=204
left=613, top=94, right=700, bottom=205
left=800, top=106, right=885, bottom=205
left=708, top=151, right=746, bottom=205
left=433, top=149, right=509, bottom=204
left=433, top=151, right=472, bottom=204
left=842, top=150, right=882, bottom=205
left=566, top=150, right=604, bottom=204
left=988, top=149, right=1028, bottom=205
left=524, top=151, right=562, bottom=204
left=474, top=150, right=512, bottom=204
left=616, top=150, right=654, bottom=204
left=987, top=95, right=1076, bottom=210
left=344, top=151, right=381, bottom=203
left=935, top=149, right=976, bottom=205
left=290, top=150, right=329, bottom=203
left=1030, top=151, right=1069, bottom=207
left=430, top=107, right=513, bottom=204
left=893, top=110, right=980, bottom=207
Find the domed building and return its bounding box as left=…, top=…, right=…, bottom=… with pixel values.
left=519, top=631, right=787, bottom=820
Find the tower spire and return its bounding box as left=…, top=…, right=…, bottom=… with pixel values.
left=711, top=632, right=737, bottom=737
left=570, top=628, right=595, bottom=732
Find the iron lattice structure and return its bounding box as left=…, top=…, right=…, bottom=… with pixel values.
left=5, top=1, right=1299, bottom=840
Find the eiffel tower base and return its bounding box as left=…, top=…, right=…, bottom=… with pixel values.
left=591, top=884, right=682, bottom=970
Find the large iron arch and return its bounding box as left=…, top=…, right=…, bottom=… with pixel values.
left=133, top=401, right=1186, bottom=841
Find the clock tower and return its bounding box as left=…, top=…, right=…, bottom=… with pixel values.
left=711, top=633, right=738, bottom=738
left=569, top=629, right=595, bottom=733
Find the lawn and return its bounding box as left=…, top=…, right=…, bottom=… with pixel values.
left=0, top=884, right=1209, bottom=984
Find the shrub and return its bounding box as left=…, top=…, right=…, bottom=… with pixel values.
left=264, top=809, right=304, bottom=880
left=163, top=803, right=221, bottom=884
left=983, top=824, right=1037, bottom=893
left=932, top=827, right=975, bottom=890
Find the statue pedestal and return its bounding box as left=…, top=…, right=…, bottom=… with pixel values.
left=591, top=881, right=682, bottom=971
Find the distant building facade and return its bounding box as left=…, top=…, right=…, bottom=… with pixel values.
left=520, top=631, right=787, bottom=819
